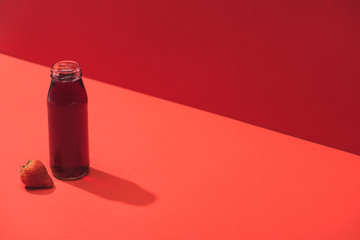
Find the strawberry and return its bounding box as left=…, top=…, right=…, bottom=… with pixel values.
left=20, top=160, right=54, bottom=188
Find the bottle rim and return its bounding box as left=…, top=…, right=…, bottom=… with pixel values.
left=51, top=60, right=82, bottom=82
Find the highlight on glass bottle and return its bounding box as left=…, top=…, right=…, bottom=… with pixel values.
left=47, top=60, right=90, bottom=180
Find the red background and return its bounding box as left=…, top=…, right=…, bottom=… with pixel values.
left=1, top=0, right=360, bottom=154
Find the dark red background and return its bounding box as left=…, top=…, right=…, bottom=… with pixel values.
left=1, top=0, right=359, bottom=154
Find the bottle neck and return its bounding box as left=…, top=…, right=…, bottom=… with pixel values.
left=51, top=60, right=82, bottom=82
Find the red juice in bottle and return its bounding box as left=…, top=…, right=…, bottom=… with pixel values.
left=47, top=61, right=89, bottom=180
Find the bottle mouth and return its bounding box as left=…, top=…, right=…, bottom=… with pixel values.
left=51, top=60, right=82, bottom=82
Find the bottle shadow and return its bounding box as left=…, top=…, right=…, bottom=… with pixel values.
left=65, top=168, right=157, bottom=205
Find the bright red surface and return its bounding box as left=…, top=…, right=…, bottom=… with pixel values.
left=0, top=0, right=360, bottom=154
left=2, top=54, right=360, bottom=239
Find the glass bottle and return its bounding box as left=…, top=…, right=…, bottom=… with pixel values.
left=47, top=60, right=89, bottom=180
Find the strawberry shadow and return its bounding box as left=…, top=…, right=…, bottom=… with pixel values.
left=25, top=185, right=56, bottom=195
left=64, top=168, right=156, bottom=205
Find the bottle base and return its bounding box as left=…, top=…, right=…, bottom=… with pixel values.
left=51, top=166, right=89, bottom=181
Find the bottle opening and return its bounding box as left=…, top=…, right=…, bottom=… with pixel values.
left=51, top=60, right=82, bottom=82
